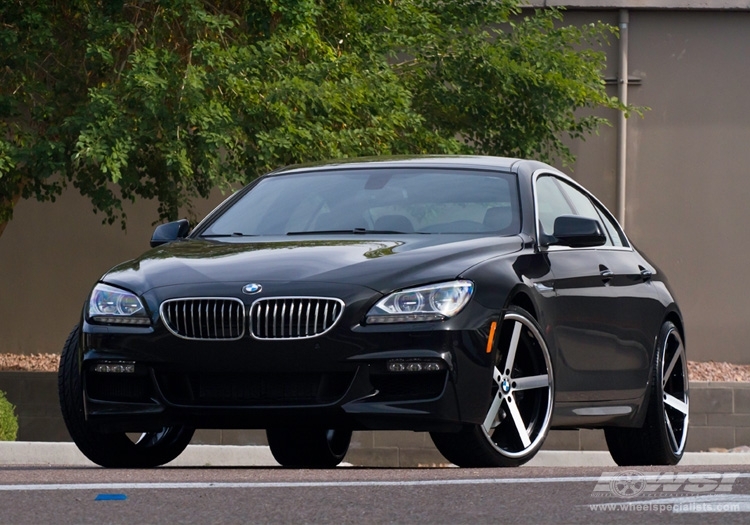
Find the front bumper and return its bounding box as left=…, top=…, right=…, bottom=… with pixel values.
left=80, top=301, right=499, bottom=434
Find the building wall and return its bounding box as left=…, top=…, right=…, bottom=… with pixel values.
left=1, top=8, right=749, bottom=364
left=564, top=9, right=750, bottom=364
left=0, top=191, right=226, bottom=355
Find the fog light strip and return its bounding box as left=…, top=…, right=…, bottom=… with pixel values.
left=486, top=321, right=497, bottom=354
left=93, top=363, right=135, bottom=374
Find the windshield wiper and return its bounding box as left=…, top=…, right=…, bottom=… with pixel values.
left=286, top=229, right=354, bottom=235
left=287, top=228, right=419, bottom=235
left=201, top=232, right=258, bottom=238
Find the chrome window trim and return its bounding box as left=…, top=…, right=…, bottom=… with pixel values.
left=531, top=168, right=633, bottom=252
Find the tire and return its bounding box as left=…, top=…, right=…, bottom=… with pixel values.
left=58, top=325, right=194, bottom=468
left=431, top=306, right=554, bottom=467
left=605, top=321, right=689, bottom=466
left=267, top=427, right=352, bottom=468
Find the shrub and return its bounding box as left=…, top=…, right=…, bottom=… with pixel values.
left=0, top=390, right=18, bottom=441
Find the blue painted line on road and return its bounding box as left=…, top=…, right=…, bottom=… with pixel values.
left=95, top=493, right=128, bottom=501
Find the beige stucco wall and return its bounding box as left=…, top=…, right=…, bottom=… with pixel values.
left=0, top=191, right=226, bottom=355
left=2, top=8, right=750, bottom=364
left=563, top=9, right=750, bottom=364
left=626, top=11, right=750, bottom=365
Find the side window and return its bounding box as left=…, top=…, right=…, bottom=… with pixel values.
left=536, top=174, right=624, bottom=248
left=556, top=179, right=613, bottom=247
left=594, top=203, right=628, bottom=248
left=535, top=176, right=574, bottom=237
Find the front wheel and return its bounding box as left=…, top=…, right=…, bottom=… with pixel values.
left=58, top=325, right=194, bottom=468
left=431, top=306, right=554, bottom=467
left=605, top=321, right=689, bottom=466
left=267, top=427, right=352, bottom=468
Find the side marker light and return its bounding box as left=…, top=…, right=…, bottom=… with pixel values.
left=486, top=321, right=498, bottom=354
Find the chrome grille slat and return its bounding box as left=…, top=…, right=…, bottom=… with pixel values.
left=305, top=302, right=311, bottom=337
left=272, top=302, right=278, bottom=338
left=160, top=298, right=245, bottom=341
left=268, top=303, right=270, bottom=333
left=314, top=302, right=320, bottom=335
left=297, top=301, right=303, bottom=337
left=190, top=302, right=196, bottom=338
left=250, top=297, right=344, bottom=340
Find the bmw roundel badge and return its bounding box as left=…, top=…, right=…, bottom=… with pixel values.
left=242, top=283, right=263, bottom=295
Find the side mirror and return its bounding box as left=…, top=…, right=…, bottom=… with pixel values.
left=552, top=215, right=607, bottom=248
left=150, top=219, right=190, bottom=248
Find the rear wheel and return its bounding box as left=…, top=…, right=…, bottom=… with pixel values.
left=58, top=325, right=194, bottom=468
left=605, top=320, right=689, bottom=466
left=431, top=306, right=554, bottom=467
left=267, top=427, right=352, bottom=468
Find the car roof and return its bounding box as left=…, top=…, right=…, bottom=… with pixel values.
left=267, top=155, right=557, bottom=176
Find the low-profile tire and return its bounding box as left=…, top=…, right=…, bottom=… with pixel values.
left=267, top=427, right=352, bottom=468
left=605, top=320, right=689, bottom=466
left=431, top=306, right=554, bottom=467
left=58, top=325, right=194, bottom=468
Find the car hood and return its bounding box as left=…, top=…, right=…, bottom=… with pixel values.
left=102, top=235, right=523, bottom=294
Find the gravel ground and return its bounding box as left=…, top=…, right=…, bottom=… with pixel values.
left=0, top=353, right=61, bottom=372
left=1, top=353, right=749, bottom=381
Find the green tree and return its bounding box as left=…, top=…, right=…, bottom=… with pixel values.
left=0, top=390, right=18, bottom=441
left=0, top=0, right=625, bottom=238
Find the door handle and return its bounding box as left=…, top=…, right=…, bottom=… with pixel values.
left=639, top=266, right=653, bottom=282
left=599, top=265, right=614, bottom=283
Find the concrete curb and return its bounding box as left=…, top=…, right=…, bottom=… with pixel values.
left=527, top=450, right=750, bottom=467
left=0, top=442, right=278, bottom=467
left=3, top=442, right=750, bottom=468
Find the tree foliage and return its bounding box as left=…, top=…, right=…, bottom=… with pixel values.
left=0, top=0, right=625, bottom=234
left=0, top=390, right=18, bottom=441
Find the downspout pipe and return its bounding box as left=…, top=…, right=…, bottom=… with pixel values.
left=617, top=9, right=629, bottom=227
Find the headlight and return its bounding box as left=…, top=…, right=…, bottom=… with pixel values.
left=366, top=280, right=474, bottom=324
left=88, top=283, right=150, bottom=325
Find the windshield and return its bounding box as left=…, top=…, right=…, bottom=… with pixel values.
left=201, top=168, right=520, bottom=237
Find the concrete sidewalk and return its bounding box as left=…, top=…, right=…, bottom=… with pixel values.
left=3, top=442, right=750, bottom=468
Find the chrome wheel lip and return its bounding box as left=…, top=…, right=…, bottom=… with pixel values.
left=132, top=426, right=176, bottom=447
left=481, top=311, right=554, bottom=459
left=661, top=326, right=689, bottom=456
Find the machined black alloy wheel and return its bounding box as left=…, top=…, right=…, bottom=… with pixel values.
left=431, top=306, right=554, bottom=467
left=605, top=320, right=689, bottom=466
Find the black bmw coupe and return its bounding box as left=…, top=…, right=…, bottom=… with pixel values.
left=58, top=156, right=689, bottom=468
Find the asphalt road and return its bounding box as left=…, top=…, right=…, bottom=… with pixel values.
left=2, top=465, right=750, bottom=524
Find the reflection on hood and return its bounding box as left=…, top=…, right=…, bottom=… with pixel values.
left=103, top=236, right=523, bottom=294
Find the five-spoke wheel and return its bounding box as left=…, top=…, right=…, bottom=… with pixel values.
left=431, top=306, right=554, bottom=467
left=58, top=325, right=194, bottom=468
left=605, top=320, right=689, bottom=465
